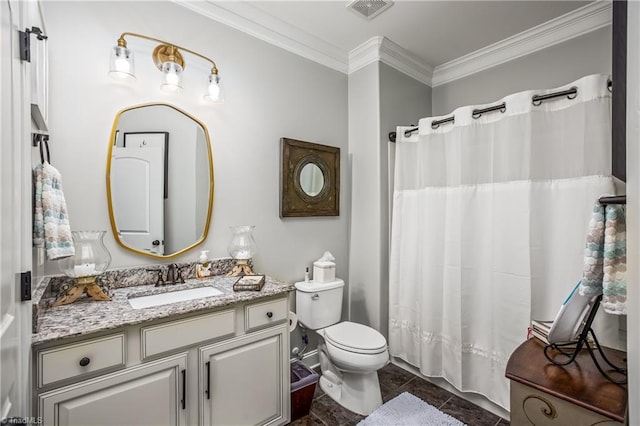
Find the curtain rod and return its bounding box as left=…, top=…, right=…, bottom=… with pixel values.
left=388, top=79, right=612, bottom=143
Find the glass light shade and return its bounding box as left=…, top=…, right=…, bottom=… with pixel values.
left=227, top=225, right=256, bottom=260
left=58, top=231, right=112, bottom=280
left=109, top=45, right=135, bottom=79
left=160, top=61, right=183, bottom=91
left=203, top=73, right=224, bottom=103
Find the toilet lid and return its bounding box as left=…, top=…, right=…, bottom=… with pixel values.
left=324, top=322, right=387, bottom=354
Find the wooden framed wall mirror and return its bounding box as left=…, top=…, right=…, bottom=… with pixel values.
left=280, top=138, right=339, bottom=217
left=106, top=103, right=214, bottom=258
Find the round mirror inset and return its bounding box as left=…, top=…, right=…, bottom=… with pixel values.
left=299, top=163, right=325, bottom=197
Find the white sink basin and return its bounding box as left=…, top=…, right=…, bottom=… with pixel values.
left=128, top=286, right=224, bottom=310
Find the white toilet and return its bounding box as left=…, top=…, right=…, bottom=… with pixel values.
left=295, top=278, right=389, bottom=415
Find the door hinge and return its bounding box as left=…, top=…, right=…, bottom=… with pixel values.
left=19, top=26, right=48, bottom=63
left=20, top=271, right=32, bottom=301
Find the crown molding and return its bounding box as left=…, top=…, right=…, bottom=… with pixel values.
left=173, top=0, right=611, bottom=87
left=171, top=0, right=349, bottom=73
left=379, top=37, right=433, bottom=86
left=432, top=1, right=612, bottom=87
left=349, top=37, right=434, bottom=86
left=348, top=37, right=383, bottom=74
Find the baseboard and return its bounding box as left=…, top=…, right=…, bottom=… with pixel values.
left=391, top=357, right=510, bottom=421
left=290, top=349, right=319, bottom=370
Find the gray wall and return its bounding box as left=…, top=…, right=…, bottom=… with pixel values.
left=381, top=63, right=432, bottom=131
left=625, top=2, right=640, bottom=420
left=42, top=1, right=349, bottom=288
left=348, top=63, right=380, bottom=328
left=432, top=27, right=612, bottom=115
left=378, top=63, right=431, bottom=337
left=348, top=62, right=431, bottom=336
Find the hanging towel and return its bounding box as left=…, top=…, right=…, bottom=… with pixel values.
left=33, top=162, right=75, bottom=260
left=579, top=202, right=627, bottom=315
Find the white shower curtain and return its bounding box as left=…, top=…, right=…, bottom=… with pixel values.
left=389, top=74, right=614, bottom=409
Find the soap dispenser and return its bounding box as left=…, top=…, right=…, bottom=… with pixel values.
left=196, top=250, right=212, bottom=279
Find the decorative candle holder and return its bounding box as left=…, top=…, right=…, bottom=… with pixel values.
left=54, top=231, right=112, bottom=306
left=226, top=225, right=257, bottom=276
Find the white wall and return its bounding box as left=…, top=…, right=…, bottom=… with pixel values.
left=42, top=1, right=349, bottom=286
left=432, top=27, right=612, bottom=115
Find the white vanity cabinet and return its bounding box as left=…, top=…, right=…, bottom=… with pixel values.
left=39, top=353, right=188, bottom=426
left=34, top=294, right=291, bottom=426
left=200, top=325, right=289, bottom=426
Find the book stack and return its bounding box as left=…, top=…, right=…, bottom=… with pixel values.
left=233, top=275, right=266, bottom=292
left=529, top=319, right=593, bottom=347
left=529, top=319, right=554, bottom=344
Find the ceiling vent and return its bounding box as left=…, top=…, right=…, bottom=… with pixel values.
left=347, top=0, right=394, bottom=21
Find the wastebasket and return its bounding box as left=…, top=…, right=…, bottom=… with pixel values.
left=290, top=361, right=319, bottom=422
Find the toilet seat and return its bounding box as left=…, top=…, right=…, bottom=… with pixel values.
left=324, top=321, right=387, bottom=354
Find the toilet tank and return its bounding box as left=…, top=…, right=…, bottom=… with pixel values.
left=295, top=278, right=344, bottom=330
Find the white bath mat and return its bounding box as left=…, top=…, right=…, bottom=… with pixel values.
left=358, top=392, right=466, bottom=426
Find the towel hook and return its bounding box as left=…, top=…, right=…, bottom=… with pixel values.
left=37, top=134, right=50, bottom=164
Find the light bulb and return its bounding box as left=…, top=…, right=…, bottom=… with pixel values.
left=160, top=61, right=183, bottom=92
left=208, top=82, right=220, bottom=99
left=114, top=57, right=130, bottom=73
left=166, top=70, right=179, bottom=86
left=203, top=73, right=223, bottom=103
left=109, top=45, right=135, bottom=80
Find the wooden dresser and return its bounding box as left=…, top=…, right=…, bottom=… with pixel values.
left=506, top=338, right=627, bottom=425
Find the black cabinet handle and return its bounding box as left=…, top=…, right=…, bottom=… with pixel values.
left=79, top=357, right=90, bottom=367
left=266, top=311, right=273, bottom=318
left=181, top=369, right=186, bottom=410
left=205, top=361, right=211, bottom=400
left=152, top=240, right=160, bottom=246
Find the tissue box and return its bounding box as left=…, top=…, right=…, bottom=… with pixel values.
left=313, top=261, right=335, bottom=283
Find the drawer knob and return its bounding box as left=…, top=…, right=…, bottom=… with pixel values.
left=79, top=357, right=91, bottom=367
left=266, top=311, right=273, bottom=318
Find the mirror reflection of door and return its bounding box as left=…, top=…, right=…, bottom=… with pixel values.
left=111, top=146, right=165, bottom=255
left=107, top=103, right=214, bottom=258
left=299, top=163, right=324, bottom=197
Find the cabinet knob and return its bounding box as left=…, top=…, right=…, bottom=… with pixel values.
left=79, top=357, right=91, bottom=367
left=266, top=311, right=273, bottom=318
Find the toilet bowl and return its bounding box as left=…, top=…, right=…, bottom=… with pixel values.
left=295, top=279, right=389, bottom=415
left=316, top=321, right=389, bottom=415
left=322, top=321, right=389, bottom=372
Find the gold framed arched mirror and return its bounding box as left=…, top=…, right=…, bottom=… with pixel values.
left=280, top=137, right=339, bottom=217
left=106, top=103, right=214, bottom=258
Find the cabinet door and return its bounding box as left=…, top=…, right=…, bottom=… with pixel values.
left=200, top=325, right=289, bottom=426
left=39, top=353, right=188, bottom=426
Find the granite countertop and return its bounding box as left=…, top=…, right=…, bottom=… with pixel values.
left=33, top=263, right=294, bottom=346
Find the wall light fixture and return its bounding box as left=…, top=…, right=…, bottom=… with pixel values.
left=109, top=32, right=223, bottom=103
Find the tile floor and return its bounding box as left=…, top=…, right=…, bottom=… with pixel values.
left=288, top=363, right=510, bottom=426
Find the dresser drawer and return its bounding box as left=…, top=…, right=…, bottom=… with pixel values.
left=245, top=298, right=288, bottom=332
left=141, top=309, right=235, bottom=359
left=38, top=333, right=126, bottom=388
